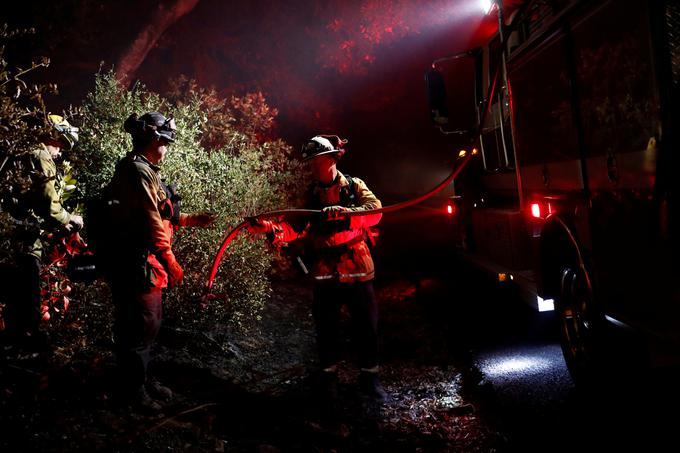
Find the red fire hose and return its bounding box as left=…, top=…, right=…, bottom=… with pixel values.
left=204, top=152, right=473, bottom=296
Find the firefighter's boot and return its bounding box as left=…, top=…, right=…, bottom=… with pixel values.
left=359, top=370, right=388, bottom=402
left=146, top=377, right=173, bottom=401
left=315, top=369, right=339, bottom=401
left=131, top=386, right=163, bottom=415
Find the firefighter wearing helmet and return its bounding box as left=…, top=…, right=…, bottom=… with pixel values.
left=247, top=135, right=387, bottom=401
left=2, top=114, right=84, bottom=353
left=104, top=111, right=214, bottom=413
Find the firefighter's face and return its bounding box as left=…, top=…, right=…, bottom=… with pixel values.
left=147, top=140, right=169, bottom=165
left=45, top=142, right=64, bottom=160
left=309, top=154, right=336, bottom=179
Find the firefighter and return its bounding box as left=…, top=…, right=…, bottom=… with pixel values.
left=2, top=114, right=83, bottom=354
left=247, top=135, right=387, bottom=401
left=105, top=111, right=214, bottom=413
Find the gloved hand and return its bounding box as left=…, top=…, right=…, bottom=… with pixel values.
left=67, top=231, right=87, bottom=249
left=66, top=213, right=84, bottom=232
left=187, top=212, right=216, bottom=228
left=322, top=205, right=347, bottom=221
left=167, top=259, right=184, bottom=288
left=246, top=217, right=274, bottom=234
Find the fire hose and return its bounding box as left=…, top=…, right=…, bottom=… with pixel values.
left=204, top=151, right=474, bottom=298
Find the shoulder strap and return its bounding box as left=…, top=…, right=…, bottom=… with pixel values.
left=307, top=174, right=357, bottom=207
left=160, top=179, right=182, bottom=225
left=340, top=174, right=356, bottom=206
left=344, top=174, right=354, bottom=191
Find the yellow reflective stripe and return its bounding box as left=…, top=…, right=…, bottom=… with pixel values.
left=314, top=272, right=370, bottom=280
left=343, top=272, right=370, bottom=278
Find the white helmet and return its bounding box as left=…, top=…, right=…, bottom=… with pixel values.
left=300, top=135, right=348, bottom=161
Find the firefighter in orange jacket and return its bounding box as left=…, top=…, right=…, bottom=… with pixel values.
left=247, top=135, right=387, bottom=401
left=106, top=111, right=213, bottom=412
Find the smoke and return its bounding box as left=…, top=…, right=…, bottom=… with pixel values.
left=5, top=0, right=500, bottom=196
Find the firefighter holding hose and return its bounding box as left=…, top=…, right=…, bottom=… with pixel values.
left=247, top=135, right=387, bottom=402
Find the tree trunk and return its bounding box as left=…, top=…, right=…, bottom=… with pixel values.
left=115, top=0, right=201, bottom=86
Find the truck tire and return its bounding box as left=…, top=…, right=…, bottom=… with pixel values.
left=556, top=264, right=606, bottom=386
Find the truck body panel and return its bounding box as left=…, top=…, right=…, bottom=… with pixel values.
left=429, top=0, right=680, bottom=374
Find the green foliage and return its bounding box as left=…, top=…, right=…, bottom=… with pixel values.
left=0, top=26, right=52, bottom=159
left=0, top=26, right=88, bottom=329
left=0, top=29, right=301, bottom=339
left=77, top=71, right=301, bottom=329
left=0, top=26, right=54, bottom=262
left=75, top=73, right=165, bottom=195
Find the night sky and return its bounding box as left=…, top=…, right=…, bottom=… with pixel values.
left=4, top=0, right=510, bottom=198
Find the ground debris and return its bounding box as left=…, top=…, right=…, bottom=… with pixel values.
left=0, top=278, right=502, bottom=452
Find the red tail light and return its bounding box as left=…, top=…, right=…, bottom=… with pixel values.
left=444, top=196, right=461, bottom=216
left=529, top=199, right=557, bottom=219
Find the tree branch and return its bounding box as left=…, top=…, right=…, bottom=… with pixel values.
left=115, top=0, right=201, bottom=86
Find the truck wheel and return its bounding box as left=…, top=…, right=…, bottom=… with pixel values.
left=556, top=265, right=604, bottom=385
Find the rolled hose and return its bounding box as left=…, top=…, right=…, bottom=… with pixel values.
left=204, top=152, right=473, bottom=295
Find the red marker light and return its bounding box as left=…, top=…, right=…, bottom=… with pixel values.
left=530, top=203, right=541, bottom=218
left=446, top=204, right=454, bottom=215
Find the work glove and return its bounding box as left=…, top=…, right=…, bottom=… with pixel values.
left=67, top=231, right=87, bottom=249
left=322, top=205, right=347, bottom=221
left=66, top=213, right=84, bottom=232
left=167, top=259, right=184, bottom=288
left=245, top=217, right=274, bottom=235
left=185, top=212, right=216, bottom=228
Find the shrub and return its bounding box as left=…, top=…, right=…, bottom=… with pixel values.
left=0, top=26, right=54, bottom=264
left=0, top=26, right=80, bottom=329
left=76, top=71, right=300, bottom=332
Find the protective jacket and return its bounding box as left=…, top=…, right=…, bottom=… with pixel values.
left=107, top=153, right=177, bottom=288
left=270, top=171, right=382, bottom=283
left=19, top=145, right=72, bottom=259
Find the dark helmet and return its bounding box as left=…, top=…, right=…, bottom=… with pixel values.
left=300, top=135, right=348, bottom=161
left=124, top=111, right=177, bottom=147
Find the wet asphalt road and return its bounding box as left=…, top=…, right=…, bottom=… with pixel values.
left=376, top=205, right=680, bottom=453
left=452, top=270, right=680, bottom=453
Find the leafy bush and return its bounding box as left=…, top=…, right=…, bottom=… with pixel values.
left=0, top=26, right=79, bottom=329
left=76, top=71, right=301, bottom=331
left=0, top=26, right=53, bottom=263
left=0, top=28, right=300, bottom=348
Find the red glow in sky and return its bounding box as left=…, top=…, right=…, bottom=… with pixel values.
left=136, top=0, right=499, bottom=136
left=6, top=0, right=508, bottom=194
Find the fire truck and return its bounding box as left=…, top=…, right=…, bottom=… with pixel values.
left=426, top=0, right=680, bottom=383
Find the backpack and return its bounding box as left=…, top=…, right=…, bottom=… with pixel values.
left=77, top=159, right=181, bottom=281
left=68, top=181, right=118, bottom=282
left=83, top=154, right=137, bottom=273
left=63, top=183, right=116, bottom=283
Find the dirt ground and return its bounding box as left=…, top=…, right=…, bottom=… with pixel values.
left=0, top=269, right=504, bottom=452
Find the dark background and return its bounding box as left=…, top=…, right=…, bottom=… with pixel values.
left=2, top=0, right=518, bottom=200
